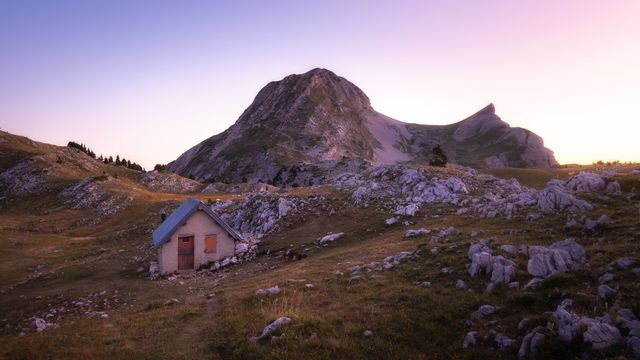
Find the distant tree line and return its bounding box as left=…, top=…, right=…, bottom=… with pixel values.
left=99, top=154, right=144, bottom=171
left=67, top=141, right=96, bottom=158
left=67, top=140, right=144, bottom=172
left=592, top=160, right=639, bottom=166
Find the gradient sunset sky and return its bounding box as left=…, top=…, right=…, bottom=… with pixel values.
left=1, top=0, right=639, bottom=169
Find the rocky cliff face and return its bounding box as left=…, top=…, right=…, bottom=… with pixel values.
left=167, top=69, right=557, bottom=184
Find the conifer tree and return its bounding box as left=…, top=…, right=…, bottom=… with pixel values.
left=429, top=144, right=448, bottom=167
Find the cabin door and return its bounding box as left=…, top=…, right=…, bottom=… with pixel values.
left=178, top=235, right=194, bottom=270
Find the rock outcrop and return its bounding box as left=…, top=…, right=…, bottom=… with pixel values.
left=140, top=171, right=202, bottom=193
left=527, top=238, right=586, bottom=278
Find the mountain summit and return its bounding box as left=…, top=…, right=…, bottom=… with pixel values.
left=167, top=69, right=557, bottom=183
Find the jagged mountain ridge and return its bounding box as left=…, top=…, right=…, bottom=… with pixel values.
left=167, top=68, right=557, bottom=183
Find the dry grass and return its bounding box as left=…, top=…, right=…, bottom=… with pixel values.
left=1, top=165, right=639, bottom=358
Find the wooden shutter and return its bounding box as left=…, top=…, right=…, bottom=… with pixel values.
left=204, top=234, right=217, bottom=253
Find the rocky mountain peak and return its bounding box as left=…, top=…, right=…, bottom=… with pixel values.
left=452, top=103, right=508, bottom=142
left=244, top=68, right=372, bottom=123
left=167, top=69, right=558, bottom=184
left=476, top=103, right=495, bottom=115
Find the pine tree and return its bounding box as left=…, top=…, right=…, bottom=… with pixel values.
left=108, top=156, right=113, bottom=163
left=429, top=144, right=448, bottom=167
left=115, top=155, right=121, bottom=165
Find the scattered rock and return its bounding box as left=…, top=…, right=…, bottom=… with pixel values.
left=584, top=214, right=610, bottom=232
left=612, top=257, right=637, bottom=269
left=256, top=285, right=280, bottom=297
left=249, top=317, right=291, bottom=343
left=463, top=331, right=477, bottom=348
left=553, top=301, right=580, bottom=343
left=363, top=330, right=373, bottom=338
left=31, top=318, right=47, bottom=332
left=455, top=280, right=467, bottom=290
left=385, top=217, right=398, bottom=225
left=538, top=180, right=593, bottom=213
left=472, top=305, right=496, bottom=320
left=565, top=172, right=605, bottom=193
left=498, top=245, right=517, bottom=254
left=583, top=322, right=622, bottom=349
left=404, top=228, right=430, bottom=238
left=140, top=171, right=202, bottom=193
left=527, top=238, right=585, bottom=278
left=149, top=261, right=160, bottom=280
left=494, top=333, right=515, bottom=349
left=518, top=328, right=545, bottom=359
left=394, top=203, right=419, bottom=216
left=598, top=284, right=616, bottom=300
left=318, top=232, right=345, bottom=245
left=440, top=227, right=456, bottom=237
left=468, top=246, right=517, bottom=284
left=598, top=273, right=614, bottom=284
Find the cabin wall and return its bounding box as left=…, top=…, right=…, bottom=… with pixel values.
left=158, top=210, right=236, bottom=274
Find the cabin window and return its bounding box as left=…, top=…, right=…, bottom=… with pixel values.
left=204, top=234, right=217, bottom=253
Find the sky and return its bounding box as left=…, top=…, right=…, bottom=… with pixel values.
left=1, top=0, right=639, bottom=169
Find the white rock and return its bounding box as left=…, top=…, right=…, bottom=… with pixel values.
left=385, top=217, right=398, bottom=225
left=463, top=331, right=477, bottom=348
left=440, top=226, right=456, bottom=237
left=363, top=330, right=373, bottom=338
left=538, top=180, right=593, bottom=213
left=527, top=239, right=585, bottom=278
left=277, top=197, right=294, bottom=217
left=249, top=317, right=291, bottom=343
left=149, top=261, right=160, bottom=280
left=614, top=257, right=637, bottom=269
left=583, top=322, right=622, bottom=349
left=455, top=280, right=467, bottom=289
left=256, top=285, right=280, bottom=297
left=605, top=181, right=621, bottom=195
left=267, top=285, right=280, bottom=296
left=404, top=228, right=430, bottom=238
left=498, top=245, right=517, bottom=254
left=32, top=318, right=47, bottom=332
left=518, top=329, right=545, bottom=359
left=553, top=302, right=579, bottom=343
left=598, top=273, right=614, bottom=284
left=598, top=284, right=616, bottom=299
left=318, top=232, right=345, bottom=245
left=394, top=203, right=419, bottom=216
left=495, top=333, right=515, bottom=349
left=471, top=304, right=496, bottom=319
left=565, top=172, right=605, bottom=193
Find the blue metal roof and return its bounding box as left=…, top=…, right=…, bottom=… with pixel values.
left=152, top=197, right=243, bottom=248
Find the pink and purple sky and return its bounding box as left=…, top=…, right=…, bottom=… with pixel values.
left=1, top=0, right=639, bottom=169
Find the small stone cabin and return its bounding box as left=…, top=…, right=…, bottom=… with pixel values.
left=152, top=198, right=242, bottom=274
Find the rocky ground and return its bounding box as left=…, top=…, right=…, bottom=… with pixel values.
left=1, top=146, right=640, bottom=359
